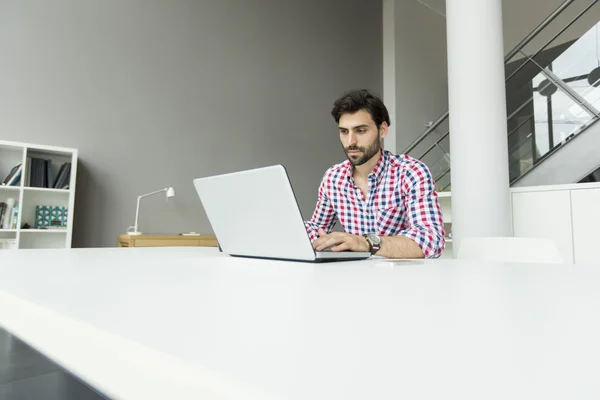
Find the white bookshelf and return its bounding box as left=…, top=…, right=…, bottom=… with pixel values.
left=0, top=140, right=77, bottom=249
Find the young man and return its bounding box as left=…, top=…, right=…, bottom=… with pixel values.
left=304, top=89, right=445, bottom=259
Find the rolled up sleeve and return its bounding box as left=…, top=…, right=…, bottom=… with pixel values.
left=399, top=162, right=446, bottom=258
left=304, top=177, right=337, bottom=242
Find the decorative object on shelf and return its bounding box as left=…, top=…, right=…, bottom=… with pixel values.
left=1, top=198, right=16, bottom=229
left=35, top=205, right=68, bottom=229
left=126, top=187, right=175, bottom=235
left=10, top=204, right=19, bottom=229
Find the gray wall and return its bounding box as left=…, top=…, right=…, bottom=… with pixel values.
left=0, top=0, right=383, bottom=247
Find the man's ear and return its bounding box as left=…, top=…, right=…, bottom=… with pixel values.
left=379, top=121, right=389, bottom=139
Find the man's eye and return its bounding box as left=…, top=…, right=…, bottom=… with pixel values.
left=358, top=129, right=366, bottom=134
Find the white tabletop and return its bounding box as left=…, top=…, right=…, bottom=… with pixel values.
left=0, top=247, right=599, bottom=400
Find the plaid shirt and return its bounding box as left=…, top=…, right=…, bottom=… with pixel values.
left=304, top=150, right=445, bottom=258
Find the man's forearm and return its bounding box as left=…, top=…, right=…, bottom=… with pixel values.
left=377, top=235, right=425, bottom=258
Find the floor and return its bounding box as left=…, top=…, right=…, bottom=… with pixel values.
left=0, top=327, right=108, bottom=400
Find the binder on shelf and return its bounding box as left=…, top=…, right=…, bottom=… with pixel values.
left=30, top=158, right=44, bottom=187
left=28, top=158, right=61, bottom=188
left=25, top=157, right=32, bottom=186
left=0, top=202, right=6, bottom=228
left=45, top=160, right=52, bottom=189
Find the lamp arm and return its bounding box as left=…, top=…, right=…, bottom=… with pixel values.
left=138, top=188, right=168, bottom=199
left=133, top=188, right=168, bottom=232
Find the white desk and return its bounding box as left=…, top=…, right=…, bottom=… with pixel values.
left=0, top=248, right=599, bottom=399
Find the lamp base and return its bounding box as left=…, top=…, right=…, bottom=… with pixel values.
left=126, top=231, right=143, bottom=236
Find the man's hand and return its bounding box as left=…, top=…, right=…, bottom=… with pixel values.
left=313, top=228, right=370, bottom=252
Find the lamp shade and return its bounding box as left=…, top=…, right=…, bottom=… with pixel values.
left=166, top=187, right=175, bottom=198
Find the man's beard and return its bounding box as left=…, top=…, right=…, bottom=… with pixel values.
left=344, top=136, right=381, bottom=166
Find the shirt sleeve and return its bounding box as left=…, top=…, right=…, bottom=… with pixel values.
left=304, top=175, right=337, bottom=242
left=399, top=161, right=446, bottom=258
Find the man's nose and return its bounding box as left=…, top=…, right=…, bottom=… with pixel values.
left=347, top=132, right=358, bottom=146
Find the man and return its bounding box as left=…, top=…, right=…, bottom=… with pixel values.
left=304, top=89, right=445, bottom=258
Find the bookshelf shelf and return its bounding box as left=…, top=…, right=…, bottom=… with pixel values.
left=21, top=229, right=68, bottom=234
left=0, top=140, right=77, bottom=250
left=23, top=187, right=70, bottom=194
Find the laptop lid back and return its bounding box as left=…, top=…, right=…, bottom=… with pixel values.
left=193, top=165, right=317, bottom=261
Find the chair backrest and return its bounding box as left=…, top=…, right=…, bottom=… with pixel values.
left=457, top=237, right=565, bottom=264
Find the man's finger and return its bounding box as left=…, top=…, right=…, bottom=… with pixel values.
left=332, top=241, right=351, bottom=252
left=316, top=237, right=345, bottom=251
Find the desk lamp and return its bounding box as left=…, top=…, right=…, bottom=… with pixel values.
left=126, top=187, right=175, bottom=235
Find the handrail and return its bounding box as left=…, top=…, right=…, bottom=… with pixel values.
left=506, top=0, right=599, bottom=82
left=402, top=111, right=448, bottom=155
left=504, top=0, right=576, bottom=62
left=401, top=0, right=576, bottom=156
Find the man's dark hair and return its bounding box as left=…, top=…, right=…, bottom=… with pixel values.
left=331, top=89, right=391, bottom=128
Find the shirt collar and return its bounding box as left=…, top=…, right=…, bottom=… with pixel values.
left=344, top=149, right=388, bottom=185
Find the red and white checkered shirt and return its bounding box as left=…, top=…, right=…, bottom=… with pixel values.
left=304, top=150, right=445, bottom=258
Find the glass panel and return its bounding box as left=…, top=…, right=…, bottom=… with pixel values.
left=507, top=78, right=595, bottom=181
left=551, top=21, right=600, bottom=114
left=419, top=145, right=450, bottom=191
left=403, top=115, right=449, bottom=160
left=435, top=169, right=451, bottom=193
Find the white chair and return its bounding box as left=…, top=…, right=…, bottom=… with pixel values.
left=456, top=237, right=565, bottom=264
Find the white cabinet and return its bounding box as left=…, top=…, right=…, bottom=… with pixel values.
left=571, top=188, right=600, bottom=264
left=511, top=190, right=574, bottom=263
left=439, top=183, right=600, bottom=263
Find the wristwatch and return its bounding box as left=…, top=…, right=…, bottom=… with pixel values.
left=363, top=233, right=382, bottom=255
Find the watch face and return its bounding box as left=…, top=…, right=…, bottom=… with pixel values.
left=367, top=233, right=381, bottom=245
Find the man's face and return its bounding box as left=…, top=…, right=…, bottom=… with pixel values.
left=339, top=110, right=387, bottom=166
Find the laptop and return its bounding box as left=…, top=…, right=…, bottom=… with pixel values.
left=193, top=165, right=371, bottom=263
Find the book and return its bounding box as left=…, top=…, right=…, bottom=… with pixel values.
left=54, top=163, right=71, bottom=189
left=2, top=164, right=22, bottom=186
left=52, top=163, right=66, bottom=188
